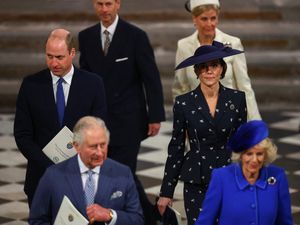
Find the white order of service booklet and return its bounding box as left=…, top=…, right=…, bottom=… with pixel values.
left=42, top=126, right=76, bottom=164
left=54, top=195, right=88, bottom=225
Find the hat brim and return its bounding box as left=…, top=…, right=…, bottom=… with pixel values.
left=184, top=0, right=191, bottom=12
left=175, top=47, right=243, bottom=70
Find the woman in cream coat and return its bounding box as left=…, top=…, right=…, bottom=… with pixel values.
left=173, top=0, right=261, bottom=120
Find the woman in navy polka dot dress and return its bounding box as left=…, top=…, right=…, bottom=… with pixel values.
left=157, top=42, right=247, bottom=225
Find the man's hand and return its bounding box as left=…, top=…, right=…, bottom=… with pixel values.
left=148, top=123, right=161, bottom=136
left=86, top=204, right=111, bottom=224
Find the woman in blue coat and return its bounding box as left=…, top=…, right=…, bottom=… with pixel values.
left=195, top=120, right=293, bottom=225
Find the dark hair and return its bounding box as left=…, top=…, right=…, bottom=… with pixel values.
left=194, top=58, right=227, bottom=79
left=219, top=59, right=227, bottom=79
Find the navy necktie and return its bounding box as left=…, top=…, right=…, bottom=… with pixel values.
left=84, top=170, right=95, bottom=206
left=56, top=78, right=65, bottom=126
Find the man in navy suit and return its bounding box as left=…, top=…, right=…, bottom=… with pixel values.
left=14, top=29, right=107, bottom=207
left=78, top=1, right=165, bottom=224
left=29, top=116, right=143, bottom=225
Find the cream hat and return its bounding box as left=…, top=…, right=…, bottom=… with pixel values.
left=186, top=0, right=220, bottom=12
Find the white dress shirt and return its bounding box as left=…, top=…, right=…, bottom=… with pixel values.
left=51, top=65, right=74, bottom=104
left=100, top=15, right=119, bottom=50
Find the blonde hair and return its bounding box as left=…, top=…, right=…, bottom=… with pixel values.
left=231, top=138, right=278, bottom=166
left=192, top=4, right=220, bottom=17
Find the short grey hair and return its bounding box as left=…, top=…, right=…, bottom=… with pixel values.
left=231, top=138, right=278, bottom=166
left=73, top=116, right=110, bottom=146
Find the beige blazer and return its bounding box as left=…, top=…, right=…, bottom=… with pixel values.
left=172, top=28, right=261, bottom=120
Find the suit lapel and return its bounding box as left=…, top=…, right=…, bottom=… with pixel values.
left=101, top=19, right=126, bottom=70
left=214, top=85, right=231, bottom=124
left=91, top=24, right=104, bottom=59
left=191, top=87, right=214, bottom=126
left=65, top=156, right=87, bottom=215
left=106, top=19, right=123, bottom=57
left=43, top=70, right=61, bottom=128
left=94, top=160, right=113, bottom=206
left=64, top=67, right=79, bottom=123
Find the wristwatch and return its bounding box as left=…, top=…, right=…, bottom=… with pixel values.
left=108, top=209, right=114, bottom=221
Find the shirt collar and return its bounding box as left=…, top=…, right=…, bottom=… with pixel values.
left=77, top=154, right=100, bottom=175
left=101, top=14, right=119, bottom=36
left=51, top=65, right=74, bottom=85
left=234, top=163, right=267, bottom=190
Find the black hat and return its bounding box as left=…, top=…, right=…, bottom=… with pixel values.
left=175, top=41, right=243, bottom=70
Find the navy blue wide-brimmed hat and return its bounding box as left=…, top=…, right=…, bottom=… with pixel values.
left=227, top=120, right=269, bottom=153
left=175, top=41, right=243, bottom=70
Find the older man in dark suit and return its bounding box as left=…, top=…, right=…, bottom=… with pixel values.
left=78, top=1, right=165, bottom=224
left=29, top=116, right=143, bottom=225
left=14, top=29, right=107, bottom=207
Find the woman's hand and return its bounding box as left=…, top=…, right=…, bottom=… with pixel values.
left=157, top=197, right=172, bottom=216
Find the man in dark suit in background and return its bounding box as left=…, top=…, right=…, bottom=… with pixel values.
left=78, top=1, right=165, bottom=224
left=14, top=28, right=107, bottom=207
left=29, top=116, right=143, bottom=225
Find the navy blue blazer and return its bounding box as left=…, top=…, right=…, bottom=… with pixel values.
left=78, top=18, right=165, bottom=145
left=14, top=67, right=107, bottom=201
left=29, top=156, right=144, bottom=225
left=160, top=85, right=247, bottom=197
left=195, top=163, right=293, bottom=225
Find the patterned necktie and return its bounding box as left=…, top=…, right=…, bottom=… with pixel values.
left=56, top=78, right=65, bottom=126
left=103, top=30, right=110, bottom=56
left=84, top=170, right=95, bottom=206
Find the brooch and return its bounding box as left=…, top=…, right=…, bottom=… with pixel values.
left=230, top=104, right=235, bottom=110
left=68, top=214, right=74, bottom=222
left=267, top=176, right=276, bottom=185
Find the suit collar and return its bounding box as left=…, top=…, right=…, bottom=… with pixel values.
left=191, top=86, right=213, bottom=124
left=192, top=28, right=223, bottom=47
left=50, top=65, right=74, bottom=85
left=94, top=159, right=114, bottom=204
left=96, top=18, right=127, bottom=68
left=65, top=156, right=87, bottom=215
left=77, top=154, right=100, bottom=175
left=65, top=158, right=120, bottom=216
left=63, top=67, right=81, bottom=125
left=90, top=18, right=127, bottom=62
left=42, top=69, right=62, bottom=129
left=234, top=163, right=267, bottom=190
left=214, top=85, right=234, bottom=123
left=190, top=84, right=231, bottom=125
left=100, top=14, right=119, bottom=36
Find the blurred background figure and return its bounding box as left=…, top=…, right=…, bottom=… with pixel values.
left=195, top=120, right=293, bottom=225
left=173, top=0, right=261, bottom=120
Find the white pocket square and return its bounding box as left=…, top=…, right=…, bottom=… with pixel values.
left=110, top=191, right=123, bottom=199
left=115, top=57, right=128, bottom=62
